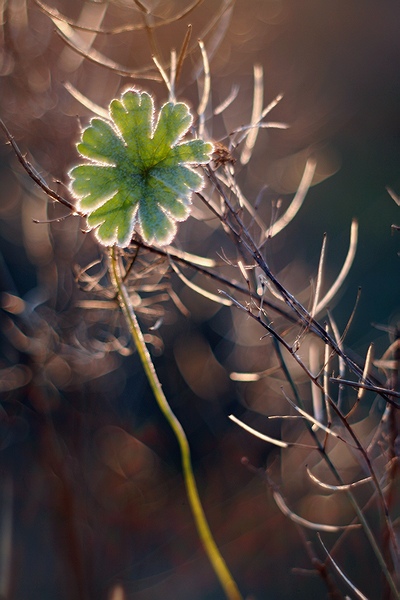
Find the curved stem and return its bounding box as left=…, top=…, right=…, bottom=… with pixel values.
left=109, top=246, right=242, bottom=600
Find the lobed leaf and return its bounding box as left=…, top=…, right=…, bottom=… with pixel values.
left=69, top=89, right=213, bottom=247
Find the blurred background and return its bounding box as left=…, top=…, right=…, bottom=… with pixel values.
left=0, top=1, right=399, bottom=598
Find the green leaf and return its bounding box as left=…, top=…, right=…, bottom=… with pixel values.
left=69, top=89, right=213, bottom=247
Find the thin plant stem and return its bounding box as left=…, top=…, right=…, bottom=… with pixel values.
left=226, top=296, right=399, bottom=598
left=271, top=324, right=400, bottom=599
left=109, top=246, right=242, bottom=600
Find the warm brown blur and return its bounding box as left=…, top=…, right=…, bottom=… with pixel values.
left=1, top=2, right=399, bottom=599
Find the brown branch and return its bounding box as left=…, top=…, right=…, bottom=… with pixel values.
left=0, top=118, right=81, bottom=216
